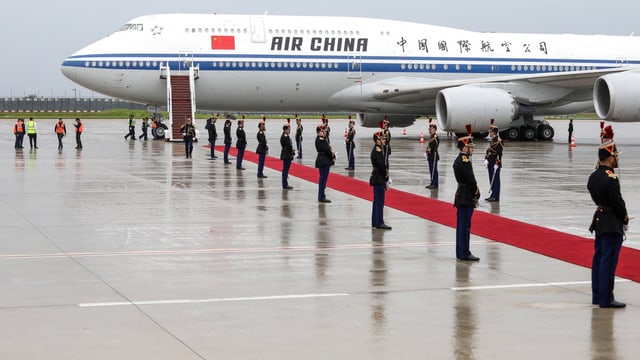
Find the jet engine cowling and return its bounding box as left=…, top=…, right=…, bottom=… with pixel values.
left=435, top=86, right=518, bottom=132
left=594, top=72, right=640, bottom=122
left=357, top=113, right=417, bottom=128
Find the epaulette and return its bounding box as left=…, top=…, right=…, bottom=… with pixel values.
left=605, top=170, right=618, bottom=179
left=462, top=155, right=469, bottom=162
left=375, top=146, right=382, bottom=152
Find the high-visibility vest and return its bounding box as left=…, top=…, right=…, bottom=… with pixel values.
left=13, top=122, right=24, bottom=134
left=55, top=122, right=65, bottom=134
left=76, top=122, right=83, bottom=133
left=27, top=121, right=36, bottom=134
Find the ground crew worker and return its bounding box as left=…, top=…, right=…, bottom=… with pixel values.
left=13, top=118, right=25, bottom=149
left=139, top=117, right=149, bottom=140
left=256, top=120, right=268, bottom=178
left=345, top=116, right=356, bottom=170
left=588, top=138, right=628, bottom=308
left=236, top=117, right=247, bottom=170
left=370, top=131, right=391, bottom=230
left=180, top=116, right=196, bottom=159
left=26, top=117, right=37, bottom=149
left=124, top=114, right=135, bottom=140
left=425, top=120, right=439, bottom=189
left=295, top=115, right=303, bottom=158
left=54, top=118, right=67, bottom=150
left=280, top=124, right=294, bottom=189
left=74, top=118, right=83, bottom=149
left=453, top=125, right=480, bottom=261
left=223, top=117, right=233, bottom=164
left=151, top=117, right=158, bottom=139
left=484, top=123, right=503, bottom=202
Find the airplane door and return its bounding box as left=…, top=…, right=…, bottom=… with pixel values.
left=250, top=17, right=266, bottom=43
left=347, top=54, right=362, bottom=79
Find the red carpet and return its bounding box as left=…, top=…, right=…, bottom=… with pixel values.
left=215, top=146, right=640, bottom=282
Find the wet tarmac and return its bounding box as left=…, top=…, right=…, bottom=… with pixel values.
left=0, top=117, right=639, bottom=359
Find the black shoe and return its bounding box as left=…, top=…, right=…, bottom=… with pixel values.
left=600, top=300, right=626, bottom=308
left=319, top=199, right=332, bottom=203
left=375, top=224, right=392, bottom=230
left=459, top=255, right=480, bottom=261
left=258, top=175, right=268, bottom=178
left=345, top=167, right=354, bottom=170
left=224, top=161, right=232, bottom=165
left=425, top=185, right=438, bottom=189
left=283, top=186, right=294, bottom=190
left=485, top=197, right=499, bottom=202
left=237, top=167, right=246, bottom=170
left=212, top=156, right=218, bottom=159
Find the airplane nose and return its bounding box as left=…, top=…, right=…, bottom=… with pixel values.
left=60, top=59, right=76, bottom=82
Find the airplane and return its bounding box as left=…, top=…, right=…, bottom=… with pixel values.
left=61, top=13, right=640, bottom=141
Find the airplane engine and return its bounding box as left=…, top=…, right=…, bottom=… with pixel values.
left=594, top=72, right=640, bottom=122
left=435, top=86, right=518, bottom=132
left=356, top=113, right=417, bottom=128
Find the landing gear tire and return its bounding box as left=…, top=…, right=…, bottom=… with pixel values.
left=503, top=128, right=519, bottom=141
left=538, top=124, right=555, bottom=140
left=156, top=127, right=165, bottom=139
left=522, top=126, right=536, bottom=141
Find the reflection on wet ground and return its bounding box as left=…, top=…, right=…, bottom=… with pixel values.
left=0, top=118, right=638, bottom=358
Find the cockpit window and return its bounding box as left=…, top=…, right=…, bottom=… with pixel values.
left=118, top=23, right=144, bottom=32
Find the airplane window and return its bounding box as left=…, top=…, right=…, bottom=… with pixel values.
left=251, top=62, right=257, bottom=68
left=467, top=64, right=472, bottom=70
left=443, top=64, right=449, bottom=70
left=271, top=62, right=277, bottom=68
left=401, top=64, right=406, bottom=70
left=419, top=64, right=424, bottom=70
left=455, top=64, right=460, bottom=70
left=91, top=61, right=97, bottom=67
left=334, top=63, right=339, bottom=69
left=321, top=63, right=326, bottom=69
left=277, top=62, right=282, bottom=68
left=152, top=61, right=158, bottom=67
left=284, top=62, right=289, bottom=68
left=432, top=64, right=436, bottom=70
left=126, top=61, right=131, bottom=67
left=524, top=65, right=528, bottom=71
left=146, top=61, right=151, bottom=67
left=302, top=63, right=307, bottom=68
left=245, top=62, right=250, bottom=68
left=314, top=63, right=320, bottom=69
left=185, top=28, right=189, bottom=33
left=205, top=28, right=209, bottom=33
left=132, top=62, right=136, bottom=67
left=198, top=28, right=202, bottom=33
left=98, top=61, right=104, bottom=67
left=119, top=61, right=124, bottom=67
left=258, top=62, right=264, bottom=68
left=511, top=65, right=515, bottom=71
left=296, top=63, right=301, bottom=68
left=225, top=61, right=231, bottom=68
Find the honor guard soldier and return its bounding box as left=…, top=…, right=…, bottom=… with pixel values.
left=223, top=117, right=233, bottom=164
left=256, top=118, right=268, bottom=178
left=205, top=115, right=219, bottom=159
left=280, top=122, right=295, bottom=189
left=315, top=124, right=335, bottom=203
left=236, top=117, right=247, bottom=170
left=425, top=119, right=439, bottom=189
left=180, top=116, right=196, bottom=158
left=588, top=138, right=628, bottom=308
left=453, top=125, right=480, bottom=261
left=484, top=120, right=503, bottom=202
left=295, top=114, right=303, bottom=158
left=370, top=131, right=391, bottom=230
left=54, top=118, right=67, bottom=150
left=345, top=116, right=356, bottom=170
left=382, top=116, right=391, bottom=170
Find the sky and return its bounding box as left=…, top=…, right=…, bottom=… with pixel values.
left=0, top=0, right=637, bottom=98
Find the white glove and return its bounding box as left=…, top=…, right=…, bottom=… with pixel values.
left=624, top=224, right=630, bottom=232
left=494, top=164, right=499, bottom=170
left=483, top=159, right=489, bottom=168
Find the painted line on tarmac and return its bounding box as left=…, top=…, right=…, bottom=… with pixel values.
left=79, top=293, right=350, bottom=308
left=451, top=279, right=631, bottom=291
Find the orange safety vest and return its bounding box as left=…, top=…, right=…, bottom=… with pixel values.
left=55, top=122, right=66, bottom=134
left=13, top=122, right=24, bottom=134
left=75, top=123, right=83, bottom=133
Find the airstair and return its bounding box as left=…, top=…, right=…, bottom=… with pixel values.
left=160, top=52, right=199, bottom=141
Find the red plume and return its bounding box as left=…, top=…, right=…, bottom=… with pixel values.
left=465, top=124, right=472, bottom=136
left=287, top=118, right=291, bottom=124
left=600, top=121, right=605, bottom=130
left=428, top=117, right=432, bottom=125
left=603, top=125, right=614, bottom=139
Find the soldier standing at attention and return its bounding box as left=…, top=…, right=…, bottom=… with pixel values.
left=280, top=123, right=295, bottom=189
left=223, top=118, right=233, bottom=164
left=54, top=118, right=67, bottom=150
left=382, top=116, right=391, bottom=170
left=484, top=121, right=503, bottom=202
left=453, top=125, right=480, bottom=261
left=370, top=131, right=391, bottom=230
left=588, top=137, right=628, bottom=308
left=425, top=120, right=439, bottom=189
left=180, top=116, right=196, bottom=159
left=74, top=118, right=83, bottom=149
left=235, top=117, right=247, bottom=170
left=315, top=125, right=334, bottom=203
left=124, top=114, right=136, bottom=140
left=26, top=117, right=38, bottom=149
left=256, top=119, right=268, bottom=178
left=345, top=116, right=356, bottom=170
left=295, top=115, right=303, bottom=159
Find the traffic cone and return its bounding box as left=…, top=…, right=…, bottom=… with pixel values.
left=402, top=128, right=407, bottom=135
left=570, top=134, right=576, bottom=147
left=419, top=132, right=425, bottom=143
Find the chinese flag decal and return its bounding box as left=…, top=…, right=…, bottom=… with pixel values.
left=211, top=35, right=235, bottom=50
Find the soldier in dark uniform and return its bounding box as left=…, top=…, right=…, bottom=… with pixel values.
left=370, top=131, right=391, bottom=230
left=315, top=125, right=334, bottom=203
left=484, top=124, right=503, bottom=202
left=381, top=116, right=391, bottom=169
left=425, top=120, right=439, bottom=189
left=588, top=139, right=628, bottom=308
left=223, top=117, right=233, bottom=164
left=345, top=116, right=356, bottom=170
left=235, top=117, right=247, bottom=170
left=179, top=116, right=196, bottom=159
left=280, top=124, right=295, bottom=189
left=453, top=127, right=480, bottom=261
left=256, top=120, right=268, bottom=178
left=295, top=115, right=303, bottom=159
left=205, top=115, right=218, bottom=159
